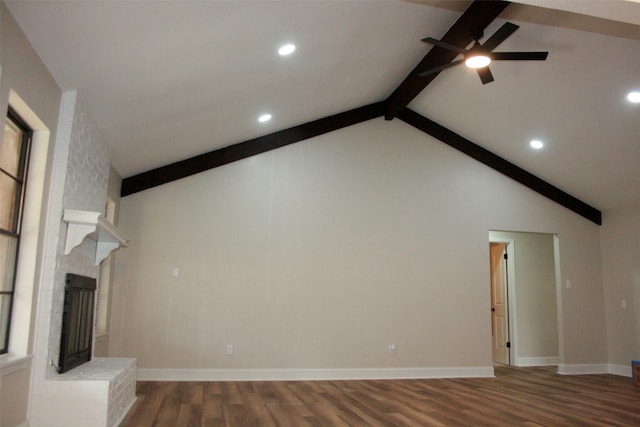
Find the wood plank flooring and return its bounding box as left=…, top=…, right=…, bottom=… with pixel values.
left=120, top=366, right=640, bottom=426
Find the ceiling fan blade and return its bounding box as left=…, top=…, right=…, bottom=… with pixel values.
left=482, top=22, right=519, bottom=51
left=477, top=67, right=494, bottom=84
left=417, top=59, right=464, bottom=77
left=492, top=51, right=549, bottom=61
left=421, top=37, right=467, bottom=55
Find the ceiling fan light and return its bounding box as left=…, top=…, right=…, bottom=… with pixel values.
left=465, top=54, right=491, bottom=69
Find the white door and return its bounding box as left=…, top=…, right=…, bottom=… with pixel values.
left=490, top=243, right=509, bottom=365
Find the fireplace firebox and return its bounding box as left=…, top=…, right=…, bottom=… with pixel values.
left=58, top=273, right=96, bottom=373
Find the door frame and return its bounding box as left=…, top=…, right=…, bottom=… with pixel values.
left=553, top=235, right=564, bottom=371
left=489, top=237, right=517, bottom=365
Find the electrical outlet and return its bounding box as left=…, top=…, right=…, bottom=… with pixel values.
left=621, top=299, right=627, bottom=309
left=388, top=343, right=396, bottom=356
left=226, top=344, right=234, bottom=355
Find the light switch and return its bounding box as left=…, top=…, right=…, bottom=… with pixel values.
left=172, top=267, right=180, bottom=277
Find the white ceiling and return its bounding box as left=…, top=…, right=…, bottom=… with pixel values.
left=5, top=0, right=640, bottom=212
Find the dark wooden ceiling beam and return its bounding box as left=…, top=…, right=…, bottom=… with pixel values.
left=384, top=0, right=510, bottom=120
left=398, top=108, right=601, bottom=225
left=121, top=102, right=385, bottom=196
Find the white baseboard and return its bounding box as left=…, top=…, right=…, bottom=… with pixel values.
left=137, top=366, right=495, bottom=382
left=607, top=364, right=633, bottom=377
left=516, top=356, right=559, bottom=367
left=557, top=363, right=609, bottom=375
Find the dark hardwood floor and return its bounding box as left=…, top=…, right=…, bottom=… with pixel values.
left=120, top=366, right=640, bottom=426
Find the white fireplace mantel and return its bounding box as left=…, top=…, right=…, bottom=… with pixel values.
left=63, top=209, right=129, bottom=265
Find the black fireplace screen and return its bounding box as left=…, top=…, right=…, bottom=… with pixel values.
left=58, top=273, right=96, bottom=373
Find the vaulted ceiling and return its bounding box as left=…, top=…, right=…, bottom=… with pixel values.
left=5, top=0, right=640, bottom=217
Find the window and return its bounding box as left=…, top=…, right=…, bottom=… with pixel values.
left=0, top=109, right=32, bottom=354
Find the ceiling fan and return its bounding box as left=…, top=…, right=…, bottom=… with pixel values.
left=418, top=22, right=548, bottom=84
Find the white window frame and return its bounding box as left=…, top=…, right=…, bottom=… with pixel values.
left=1, top=90, right=50, bottom=371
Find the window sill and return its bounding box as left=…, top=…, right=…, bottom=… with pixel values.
left=0, top=353, right=33, bottom=376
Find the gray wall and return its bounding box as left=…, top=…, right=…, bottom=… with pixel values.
left=491, top=231, right=559, bottom=365
left=111, top=118, right=607, bottom=376
left=601, top=203, right=640, bottom=369
left=1, top=3, right=61, bottom=426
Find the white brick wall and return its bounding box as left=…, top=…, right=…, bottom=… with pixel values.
left=30, top=91, right=136, bottom=427
left=38, top=358, right=137, bottom=427
left=107, top=358, right=138, bottom=427
left=63, top=97, right=110, bottom=212
left=39, top=91, right=108, bottom=381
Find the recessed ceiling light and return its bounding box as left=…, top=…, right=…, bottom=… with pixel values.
left=627, top=91, right=640, bottom=103
left=278, top=44, right=296, bottom=56
left=530, top=140, right=544, bottom=149
left=258, top=113, right=272, bottom=123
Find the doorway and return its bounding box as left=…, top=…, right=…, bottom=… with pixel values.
left=490, top=242, right=511, bottom=365
left=489, top=231, right=560, bottom=367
